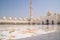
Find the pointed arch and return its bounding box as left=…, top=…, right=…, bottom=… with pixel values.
left=46, top=19, right=49, bottom=25
left=42, top=21, right=44, bottom=25
left=52, top=20, right=54, bottom=25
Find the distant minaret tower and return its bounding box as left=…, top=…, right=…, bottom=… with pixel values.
left=30, top=0, right=32, bottom=21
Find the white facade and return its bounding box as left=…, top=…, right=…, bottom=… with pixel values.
left=0, top=11, right=60, bottom=25
left=39, top=11, right=59, bottom=25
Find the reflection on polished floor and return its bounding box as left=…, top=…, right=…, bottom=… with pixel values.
left=0, top=25, right=59, bottom=40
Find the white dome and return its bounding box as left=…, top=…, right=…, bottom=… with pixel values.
left=14, top=17, right=17, bottom=20
left=19, top=17, right=23, bottom=20
left=58, top=14, right=60, bottom=18
left=8, top=17, right=12, bottom=20
left=37, top=17, right=40, bottom=20
left=47, top=11, right=52, bottom=16
left=33, top=18, right=37, bottom=21
left=2, top=16, right=6, bottom=20
left=23, top=18, right=27, bottom=21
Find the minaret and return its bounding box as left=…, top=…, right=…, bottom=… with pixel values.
left=30, top=0, right=32, bottom=21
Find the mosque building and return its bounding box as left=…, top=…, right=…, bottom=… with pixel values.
left=0, top=11, right=60, bottom=25
left=0, top=0, right=60, bottom=25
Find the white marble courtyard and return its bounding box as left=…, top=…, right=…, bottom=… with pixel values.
left=0, top=25, right=59, bottom=40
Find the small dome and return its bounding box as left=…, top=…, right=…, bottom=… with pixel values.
left=58, top=14, right=60, bottom=18
left=8, top=17, right=12, bottom=20
left=37, top=17, right=40, bottom=20
left=2, top=16, right=6, bottom=20
left=23, top=18, right=27, bottom=21
left=14, top=17, right=17, bottom=20
left=33, top=18, right=37, bottom=21
left=19, top=17, right=23, bottom=20
left=47, top=11, right=52, bottom=16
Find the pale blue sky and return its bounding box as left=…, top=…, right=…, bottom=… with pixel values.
left=0, top=0, right=60, bottom=19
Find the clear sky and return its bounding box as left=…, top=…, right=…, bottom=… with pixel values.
left=0, top=0, right=60, bottom=19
